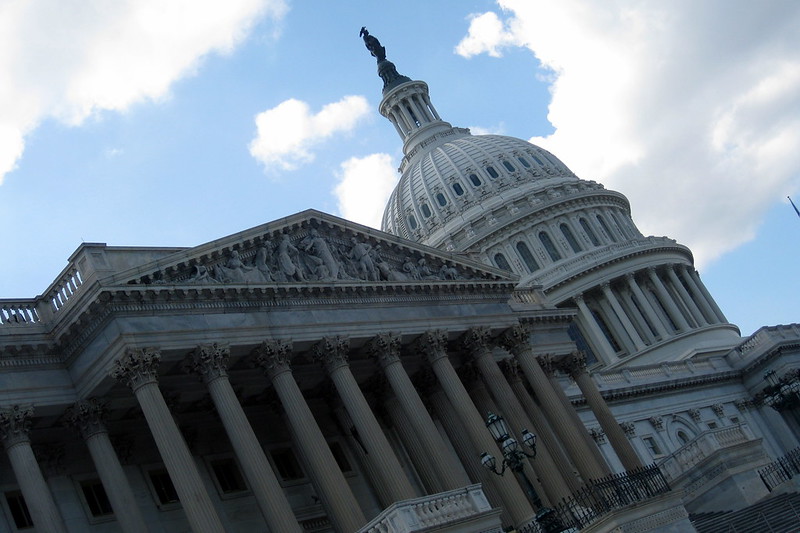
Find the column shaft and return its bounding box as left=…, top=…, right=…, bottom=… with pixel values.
left=688, top=267, right=728, bottom=322
left=4, top=440, right=67, bottom=533
left=384, top=396, right=442, bottom=494
left=680, top=265, right=719, bottom=324
left=648, top=268, right=690, bottom=331
left=626, top=274, right=670, bottom=339
left=601, top=284, right=646, bottom=350
left=666, top=266, right=706, bottom=326
left=574, top=296, right=617, bottom=363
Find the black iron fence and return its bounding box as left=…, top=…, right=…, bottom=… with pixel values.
left=545, top=464, right=672, bottom=531
left=759, top=447, right=800, bottom=492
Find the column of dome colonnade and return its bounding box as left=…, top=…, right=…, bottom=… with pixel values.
left=0, top=405, right=68, bottom=533
left=254, top=339, right=366, bottom=533
left=111, top=348, right=227, bottom=533
left=368, top=332, right=472, bottom=491
left=64, top=399, right=148, bottom=533
left=311, top=335, right=418, bottom=503
left=460, top=327, right=573, bottom=505
left=413, top=330, right=536, bottom=526
left=499, top=325, right=610, bottom=482
left=183, top=343, right=301, bottom=533
left=561, top=353, right=644, bottom=472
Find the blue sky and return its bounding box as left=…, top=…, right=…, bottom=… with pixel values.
left=0, top=1, right=798, bottom=336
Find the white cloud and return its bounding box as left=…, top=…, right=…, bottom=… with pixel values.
left=249, top=96, right=371, bottom=172
left=0, top=0, right=286, bottom=184
left=333, top=153, right=398, bottom=229
left=456, top=0, right=800, bottom=267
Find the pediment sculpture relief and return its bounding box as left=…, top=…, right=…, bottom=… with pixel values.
left=130, top=224, right=483, bottom=286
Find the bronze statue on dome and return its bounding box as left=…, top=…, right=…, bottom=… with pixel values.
left=359, top=27, right=386, bottom=61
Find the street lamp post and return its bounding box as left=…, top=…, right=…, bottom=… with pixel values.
left=480, top=413, right=565, bottom=533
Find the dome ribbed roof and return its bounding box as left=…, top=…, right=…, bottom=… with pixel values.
left=381, top=131, right=580, bottom=246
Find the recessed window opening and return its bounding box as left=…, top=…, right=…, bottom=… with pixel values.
left=329, top=441, right=353, bottom=473
left=81, top=480, right=113, bottom=517
left=538, top=231, right=562, bottom=261
left=435, top=193, right=447, bottom=206
left=211, top=458, right=247, bottom=494
left=149, top=470, right=179, bottom=505
left=452, top=182, right=465, bottom=196
left=5, top=491, right=33, bottom=529
left=560, top=224, right=582, bottom=253
left=531, top=154, right=545, bottom=166
left=407, top=214, right=418, bottom=230
left=486, top=166, right=499, bottom=179
left=420, top=203, right=432, bottom=218
left=469, top=173, right=482, bottom=186
left=271, top=448, right=305, bottom=481
left=494, top=253, right=512, bottom=272
left=502, top=160, right=516, bottom=172
left=516, top=242, right=540, bottom=273
left=642, top=437, right=662, bottom=456
left=518, top=156, right=531, bottom=168
left=580, top=218, right=600, bottom=246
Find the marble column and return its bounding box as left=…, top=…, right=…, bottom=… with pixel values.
left=618, top=287, right=655, bottom=344
left=184, top=344, right=300, bottom=532
left=666, top=265, right=706, bottom=327
left=369, top=332, right=470, bottom=491
left=383, top=395, right=442, bottom=494
left=312, top=336, right=417, bottom=502
left=501, top=359, right=582, bottom=494
left=562, top=353, right=643, bottom=472
left=415, top=331, right=536, bottom=524
left=601, top=282, right=646, bottom=351
left=111, top=348, right=226, bottom=533
left=573, top=294, right=617, bottom=363
left=254, top=339, right=365, bottom=533
left=679, top=265, right=719, bottom=324
left=0, top=405, right=67, bottom=533
left=65, top=399, right=148, bottom=533
left=687, top=267, right=728, bottom=323
left=596, top=297, right=636, bottom=354
left=626, top=273, right=670, bottom=339
left=462, top=328, right=572, bottom=504
left=647, top=267, right=690, bottom=331
left=499, top=326, right=608, bottom=481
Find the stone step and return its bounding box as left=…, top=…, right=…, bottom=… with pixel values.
left=690, top=492, right=800, bottom=533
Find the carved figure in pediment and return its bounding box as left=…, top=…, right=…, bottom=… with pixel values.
left=349, top=237, right=377, bottom=281
left=277, top=234, right=306, bottom=282
left=438, top=263, right=460, bottom=280
left=254, top=245, right=274, bottom=281
left=402, top=257, right=420, bottom=280
left=417, top=258, right=439, bottom=280
left=301, top=229, right=339, bottom=281
left=189, top=264, right=216, bottom=283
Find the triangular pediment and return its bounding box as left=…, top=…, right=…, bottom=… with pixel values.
left=112, top=210, right=514, bottom=288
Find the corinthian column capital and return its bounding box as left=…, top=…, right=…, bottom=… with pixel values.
left=498, top=323, right=531, bottom=355
left=0, top=405, right=34, bottom=448
left=367, top=332, right=402, bottom=368
left=561, top=351, right=588, bottom=378
left=253, top=339, right=293, bottom=380
left=312, top=336, right=350, bottom=372
left=183, top=343, right=230, bottom=383
left=65, top=398, right=108, bottom=439
left=413, top=330, right=448, bottom=363
left=461, top=326, right=493, bottom=358
left=111, top=348, right=161, bottom=391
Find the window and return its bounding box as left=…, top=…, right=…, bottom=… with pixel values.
left=560, top=223, right=582, bottom=253
left=4, top=491, right=33, bottom=530
left=676, top=431, right=691, bottom=445
left=494, top=253, right=512, bottom=271
left=435, top=193, right=447, bottom=207
left=420, top=203, right=432, bottom=218
left=580, top=218, right=600, bottom=246
left=80, top=479, right=113, bottom=518
left=531, top=154, right=545, bottom=166
left=329, top=441, right=353, bottom=473
left=148, top=469, right=179, bottom=506
left=642, top=436, right=663, bottom=457
left=407, top=215, right=417, bottom=230
left=271, top=447, right=305, bottom=482
left=452, top=182, right=465, bottom=196
left=597, top=215, right=617, bottom=243
left=518, top=156, right=531, bottom=168
left=730, top=416, right=740, bottom=424
left=486, top=166, right=499, bottom=179
left=502, top=160, right=516, bottom=172
left=210, top=458, right=247, bottom=495
left=516, top=241, right=540, bottom=273
left=707, top=422, right=718, bottom=430
left=538, top=231, right=562, bottom=262
left=468, top=173, right=482, bottom=186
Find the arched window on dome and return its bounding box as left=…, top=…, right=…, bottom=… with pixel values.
left=494, top=252, right=512, bottom=272
left=420, top=203, right=432, bottom=218
left=516, top=242, right=540, bottom=273
left=538, top=231, right=562, bottom=262
left=435, top=193, right=447, bottom=207
left=580, top=218, right=600, bottom=247
left=502, top=160, right=516, bottom=172
left=486, top=166, right=499, bottom=179
left=560, top=223, right=582, bottom=253
left=597, top=215, right=617, bottom=243
left=531, top=154, right=545, bottom=166
left=468, top=173, right=482, bottom=187
left=407, top=214, right=418, bottom=230
left=452, top=182, right=465, bottom=196
left=518, top=156, right=531, bottom=168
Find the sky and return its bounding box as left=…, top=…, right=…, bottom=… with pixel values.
left=0, top=0, right=798, bottom=336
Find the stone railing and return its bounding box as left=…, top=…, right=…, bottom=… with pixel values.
left=45, top=266, right=84, bottom=313
left=0, top=299, right=41, bottom=325
left=658, top=424, right=754, bottom=482
left=512, top=287, right=545, bottom=305
left=595, top=358, right=722, bottom=386
left=0, top=264, right=84, bottom=329
left=358, top=484, right=502, bottom=533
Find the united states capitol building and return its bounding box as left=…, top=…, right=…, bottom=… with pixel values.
left=1, top=32, right=798, bottom=533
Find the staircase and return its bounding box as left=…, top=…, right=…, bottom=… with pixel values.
left=690, top=492, right=800, bottom=533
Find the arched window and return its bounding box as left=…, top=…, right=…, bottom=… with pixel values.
left=436, top=193, right=447, bottom=206
left=560, top=223, right=582, bottom=253
left=407, top=215, right=418, bottom=230
left=469, top=173, right=482, bottom=186
left=597, top=215, right=617, bottom=243
left=516, top=242, right=540, bottom=273
left=452, top=182, right=465, bottom=196
left=420, top=203, right=432, bottom=218
left=538, top=231, right=562, bottom=262
left=486, top=166, right=499, bottom=179
left=494, top=253, right=512, bottom=272
left=518, top=156, right=531, bottom=168
left=580, top=218, right=600, bottom=246
left=676, top=431, right=691, bottom=445
left=531, top=154, right=545, bottom=166
left=502, top=160, right=515, bottom=172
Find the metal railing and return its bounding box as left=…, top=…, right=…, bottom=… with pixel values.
left=759, top=447, right=800, bottom=492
